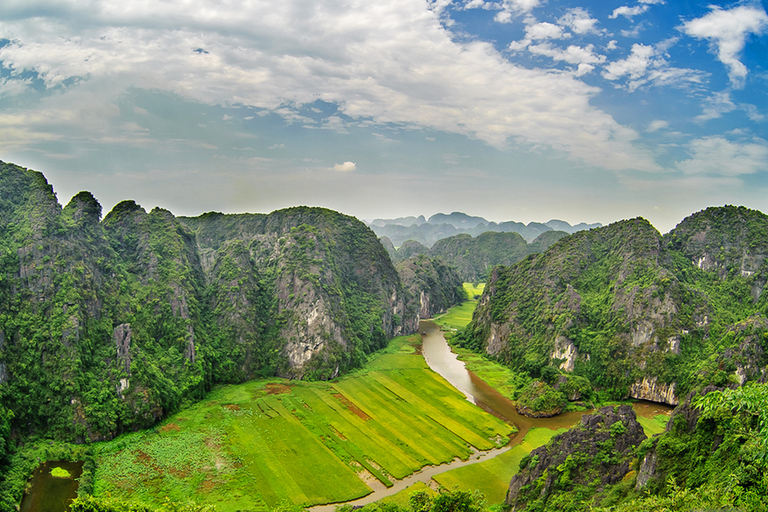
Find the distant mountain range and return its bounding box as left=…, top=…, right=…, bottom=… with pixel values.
left=366, top=211, right=601, bottom=247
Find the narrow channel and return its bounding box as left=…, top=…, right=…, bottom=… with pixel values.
left=311, top=320, right=586, bottom=511
left=312, top=319, right=673, bottom=511
left=420, top=320, right=587, bottom=443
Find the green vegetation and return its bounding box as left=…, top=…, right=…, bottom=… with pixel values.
left=0, top=439, right=93, bottom=509
left=396, top=255, right=465, bottom=320
left=50, top=466, right=72, bottom=478
left=515, top=381, right=566, bottom=416
left=462, top=283, right=485, bottom=300
left=460, top=208, right=768, bottom=402
left=90, top=335, right=513, bottom=510
left=0, top=162, right=416, bottom=456
left=635, top=413, right=669, bottom=437
left=433, top=283, right=484, bottom=331
left=433, top=428, right=562, bottom=503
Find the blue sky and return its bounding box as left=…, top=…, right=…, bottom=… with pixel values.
left=0, top=0, right=766, bottom=232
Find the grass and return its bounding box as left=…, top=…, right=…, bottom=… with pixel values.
left=432, top=427, right=564, bottom=503
left=636, top=414, right=671, bottom=437
left=375, top=482, right=436, bottom=508
left=433, top=283, right=485, bottom=331
left=463, top=283, right=485, bottom=300
left=92, top=335, right=513, bottom=510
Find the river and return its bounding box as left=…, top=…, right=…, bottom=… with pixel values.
left=311, top=320, right=673, bottom=511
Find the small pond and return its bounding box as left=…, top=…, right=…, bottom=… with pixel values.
left=19, top=460, right=83, bottom=512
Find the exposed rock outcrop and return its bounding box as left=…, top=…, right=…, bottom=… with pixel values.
left=506, top=405, right=647, bottom=510
left=629, top=377, right=678, bottom=405
left=395, top=254, right=464, bottom=322
left=466, top=208, right=768, bottom=406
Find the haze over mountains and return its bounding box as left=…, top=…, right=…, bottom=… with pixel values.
left=367, top=212, right=601, bottom=247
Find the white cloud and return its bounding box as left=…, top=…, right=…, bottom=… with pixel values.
left=333, top=161, right=357, bottom=172
left=602, top=43, right=706, bottom=91
left=681, top=5, right=768, bottom=88
left=647, top=120, right=668, bottom=132
left=528, top=43, right=606, bottom=74
left=558, top=7, right=601, bottom=35
left=639, top=0, right=664, bottom=4
left=603, top=44, right=654, bottom=81
left=527, top=22, right=569, bottom=40
left=609, top=5, right=650, bottom=20
left=493, top=0, right=540, bottom=22
left=696, top=91, right=737, bottom=122
left=677, top=136, right=768, bottom=176
left=0, top=0, right=660, bottom=173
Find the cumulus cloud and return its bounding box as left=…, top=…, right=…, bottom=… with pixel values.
left=0, top=0, right=659, bottom=173
left=609, top=5, right=650, bottom=20
left=333, top=161, right=357, bottom=172
left=528, top=43, right=606, bottom=75
left=677, top=136, right=768, bottom=176
left=558, top=7, right=601, bottom=35
left=681, top=5, right=768, bottom=88
left=493, top=0, right=541, bottom=22
left=647, top=120, right=669, bottom=132
left=602, top=43, right=706, bottom=91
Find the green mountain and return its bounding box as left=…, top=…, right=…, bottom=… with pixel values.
left=0, top=161, right=442, bottom=445
left=460, top=207, right=768, bottom=404
left=368, top=212, right=599, bottom=247
left=396, top=254, right=465, bottom=319
left=386, top=230, right=569, bottom=282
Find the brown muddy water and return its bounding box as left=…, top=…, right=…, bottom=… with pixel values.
left=311, top=320, right=673, bottom=510
left=19, top=460, right=83, bottom=512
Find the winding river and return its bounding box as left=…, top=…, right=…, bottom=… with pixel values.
left=311, top=320, right=673, bottom=511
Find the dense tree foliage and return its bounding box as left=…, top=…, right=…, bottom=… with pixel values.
left=461, top=208, right=768, bottom=401
left=389, top=230, right=568, bottom=282
left=0, top=162, right=416, bottom=492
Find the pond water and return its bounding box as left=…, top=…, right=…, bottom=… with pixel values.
left=19, top=460, right=83, bottom=512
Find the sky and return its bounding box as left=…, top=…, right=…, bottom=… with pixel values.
left=0, top=0, right=767, bottom=233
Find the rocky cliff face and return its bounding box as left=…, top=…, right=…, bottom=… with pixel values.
left=465, top=209, right=768, bottom=405
left=395, top=254, right=464, bottom=320
left=506, top=405, right=646, bottom=510
left=0, top=161, right=416, bottom=441
left=180, top=207, right=414, bottom=380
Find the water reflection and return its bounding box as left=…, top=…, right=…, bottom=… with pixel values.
left=20, top=460, right=83, bottom=512
left=420, top=320, right=587, bottom=442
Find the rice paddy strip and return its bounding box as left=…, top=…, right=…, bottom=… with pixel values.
left=432, top=427, right=564, bottom=503
left=91, top=335, right=513, bottom=510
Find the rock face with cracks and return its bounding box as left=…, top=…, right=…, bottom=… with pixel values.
left=464, top=207, right=768, bottom=406
left=0, top=161, right=426, bottom=442
left=506, top=405, right=646, bottom=511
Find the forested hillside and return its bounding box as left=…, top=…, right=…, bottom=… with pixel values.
left=0, top=161, right=452, bottom=447
left=460, top=207, right=768, bottom=405
left=386, top=230, right=570, bottom=282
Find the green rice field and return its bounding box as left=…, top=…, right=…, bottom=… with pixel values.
left=92, top=335, right=513, bottom=510
left=433, top=283, right=485, bottom=331
left=432, top=427, right=563, bottom=503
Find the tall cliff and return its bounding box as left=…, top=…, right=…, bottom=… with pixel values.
left=395, top=254, right=465, bottom=320
left=506, top=405, right=647, bottom=511
left=462, top=207, right=768, bottom=404
left=0, top=161, right=415, bottom=442
left=179, top=208, right=413, bottom=380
